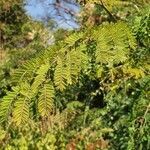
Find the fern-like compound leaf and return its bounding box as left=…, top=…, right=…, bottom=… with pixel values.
left=31, top=63, right=50, bottom=93
left=38, top=83, right=55, bottom=117
left=0, top=86, right=19, bottom=123
left=94, top=22, right=136, bottom=65
left=12, top=97, right=29, bottom=126
left=65, top=32, right=84, bottom=47
left=54, top=56, right=66, bottom=91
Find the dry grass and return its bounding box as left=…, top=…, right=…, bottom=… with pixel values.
left=0, top=49, right=7, bottom=64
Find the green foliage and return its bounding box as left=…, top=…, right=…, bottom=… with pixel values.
left=133, top=6, right=150, bottom=48
left=93, top=22, right=136, bottom=65
left=0, top=86, right=19, bottom=123
left=0, top=0, right=28, bottom=48
left=38, top=82, right=54, bottom=117
left=0, top=1, right=150, bottom=149
left=0, top=21, right=137, bottom=127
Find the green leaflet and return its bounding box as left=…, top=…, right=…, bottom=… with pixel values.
left=65, top=32, right=84, bottom=47
left=38, top=83, right=55, bottom=117
left=0, top=86, right=20, bottom=123
left=12, top=97, right=29, bottom=126
left=93, top=22, right=136, bottom=65
left=54, top=56, right=66, bottom=91
left=31, top=63, right=50, bottom=93
left=12, top=59, right=38, bottom=84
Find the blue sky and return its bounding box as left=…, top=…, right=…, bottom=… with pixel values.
left=25, top=0, right=79, bottom=29
left=25, top=0, right=44, bottom=18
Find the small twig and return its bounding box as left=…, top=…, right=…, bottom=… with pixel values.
left=142, top=103, right=150, bottom=127
left=100, top=0, right=116, bottom=22
left=137, top=103, right=150, bottom=138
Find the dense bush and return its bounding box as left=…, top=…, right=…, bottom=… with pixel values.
left=0, top=0, right=149, bottom=149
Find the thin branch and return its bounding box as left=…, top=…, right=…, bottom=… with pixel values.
left=100, top=0, right=116, bottom=22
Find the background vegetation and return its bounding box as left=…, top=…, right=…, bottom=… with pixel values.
left=0, top=0, right=150, bottom=149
